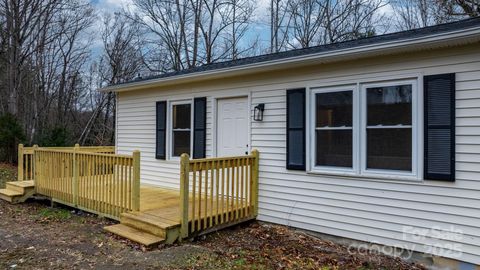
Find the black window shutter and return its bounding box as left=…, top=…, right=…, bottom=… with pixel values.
left=193, top=97, right=207, bottom=159
left=424, top=73, right=455, bottom=181
left=286, top=88, right=306, bottom=170
left=155, top=101, right=167, bottom=159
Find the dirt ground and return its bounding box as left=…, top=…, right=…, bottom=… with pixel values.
left=0, top=163, right=425, bottom=270
left=0, top=200, right=427, bottom=270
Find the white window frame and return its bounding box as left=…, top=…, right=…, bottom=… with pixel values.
left=309, top=85, right=358, bottom=174
left=360, top=79, right=418, bottom=178
left=168, top=99, right=194, bottom=160
left=308, top=78, right=421, bottom=180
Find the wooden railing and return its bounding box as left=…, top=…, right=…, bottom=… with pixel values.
left=179, top=150, right=259, bottom=238
left=33, top=145, right=140, bottom=220
left=18, top=144, right=35, bottom=181
left=17, top=144, right=115, bottom=181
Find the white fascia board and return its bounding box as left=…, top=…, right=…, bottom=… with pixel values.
left=100, top=26, right=480, bottom=93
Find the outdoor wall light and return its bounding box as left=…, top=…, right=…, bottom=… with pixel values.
left=253, top=103, right=265, bottom=121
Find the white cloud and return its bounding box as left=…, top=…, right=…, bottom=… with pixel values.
left=253, top=0, right=270, bottom=22
left=93, top=0, right=135, bottom=13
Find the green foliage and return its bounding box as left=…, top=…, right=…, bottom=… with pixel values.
left=38, top=126, right=71, bottom=147
left=38, top=208, right=72, bottom=221
left=0, top=113, right=25, bottom=163
left=0, top=113, right=25, bottom=147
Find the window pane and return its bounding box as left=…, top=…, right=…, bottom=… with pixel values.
left=173, top=104, right=191, bottom=129
left=316, top=91, right=352, bottom=127
left=367, top=128, right=412, bottom=171
left=316, top=130, right=352, bottom=168
left=173, top=131, right=190, bottom=156
left=367, top=85, right=412, bottom=126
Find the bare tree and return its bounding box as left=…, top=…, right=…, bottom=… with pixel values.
left=23, top=0, right=94, bottom=144
left=452, top=0, right=480, bottom=17
left=285, top=0, right=326, bottom=48
left=132, top=0, right=256, bottom=71
left=270, top=0, right=384, bottom=51
left=0, top=0, right=60, bottom=117
left=80, top=12, right=145, bottom=145
left=197, top=0, right=255, bottom=63
left=322, top=0, right=383, bottom=44
left=228, top=0, right=257, bottom=59
left=132, top=0, right=192, bottom=71
left=391, top=0, right=479, bottom=31
left=270, top=0, right=291, bottom=52
left=54, top=1, right=94, bottom=126
left=391, top=0, right=451, bottom=30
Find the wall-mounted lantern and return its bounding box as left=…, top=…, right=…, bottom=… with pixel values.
left=253, top=103, right=265, bottom=121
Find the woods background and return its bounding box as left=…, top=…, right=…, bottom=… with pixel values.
left=0, top=0, right=478, bottom=163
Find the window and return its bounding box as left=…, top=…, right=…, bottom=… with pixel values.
left=170, top=101, right=192, bottom=157
left=310, top=79, right=418, bottom=178
left=365, top=84, right=412, bottom=171
left=314, top=90, right=353, bottom=169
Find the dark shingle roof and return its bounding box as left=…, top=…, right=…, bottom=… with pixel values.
left=115, top=17, right=480, bottom=87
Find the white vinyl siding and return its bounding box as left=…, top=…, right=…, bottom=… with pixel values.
left=116, top=43, right=480, bottom=264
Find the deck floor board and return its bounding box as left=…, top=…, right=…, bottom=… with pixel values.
left=138, top=184, right=251, bottom=227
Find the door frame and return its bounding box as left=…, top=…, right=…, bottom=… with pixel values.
left=213, top=93, right=251, bottom=157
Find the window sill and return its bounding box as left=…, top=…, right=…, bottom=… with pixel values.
left=306, top=169, right=422, bottom=183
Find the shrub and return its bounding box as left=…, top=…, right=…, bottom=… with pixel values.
left=38, top=126, right=71, bottom=147
left=0, top=113, right=25, bottom=163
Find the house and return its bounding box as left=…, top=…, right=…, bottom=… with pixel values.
left=101, top=18, right=480, bottom=267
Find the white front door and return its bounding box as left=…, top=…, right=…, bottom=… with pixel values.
left=217, top=97, right=249, bottom=157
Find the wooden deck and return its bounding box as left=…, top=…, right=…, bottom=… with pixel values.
left=104, top=184, right=253, bottom=246
left=12, top=144, right=259, bottom=246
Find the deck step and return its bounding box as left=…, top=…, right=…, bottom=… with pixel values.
left=104, top=224, right=165, bottom=247
left=0, top=181, right=35, bottom=204
left=0, top=189, right=23, bottom=203
left=121, top=212, right=179, bottom=237
left=6, top=181, right=35, bottom=193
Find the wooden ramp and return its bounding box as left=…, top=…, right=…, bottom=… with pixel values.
left=104, top=185, right=253, bottom=246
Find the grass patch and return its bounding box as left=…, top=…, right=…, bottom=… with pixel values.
left=37, top=208, right=72, bottom=222
left=0, top=163, right=17, bottom=188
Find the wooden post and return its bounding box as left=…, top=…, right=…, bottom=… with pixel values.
left=179, top=153, right=190, bottom=239
left=251, top=149, right=259, bottom=217
left=73, top=144, right=80, bottom=206
left=32, top=145, right=38, bottom=183
left=33, top=147, right=39, bottom=193
left=132, top=150, right=141, bottom=211
left=18, top=144, right=24, bottom=181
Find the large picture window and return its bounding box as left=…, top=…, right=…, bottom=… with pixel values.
left=170, top=101, right=192, bottom=157
left=310, top=79, right=418, bottom=178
